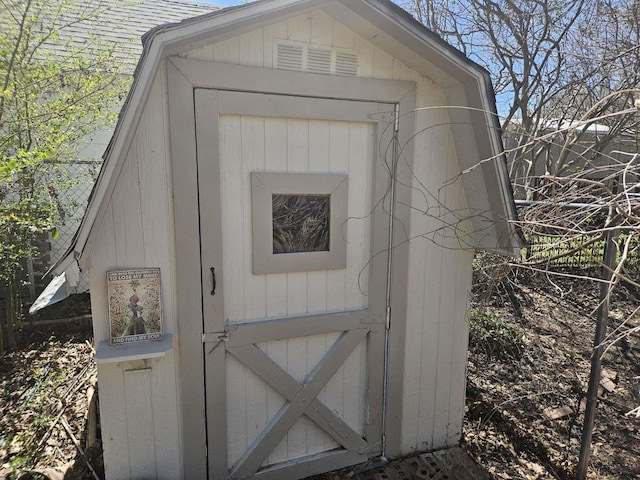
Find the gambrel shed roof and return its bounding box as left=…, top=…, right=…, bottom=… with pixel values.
left=52, top=0, right=522, bottom=280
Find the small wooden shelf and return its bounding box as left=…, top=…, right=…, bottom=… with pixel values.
left=95, top=334, right=173, bottom=364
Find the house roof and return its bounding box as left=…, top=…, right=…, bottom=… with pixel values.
left=51, top=0, right=523, bottom=279
left=58, top=0, right=220, bottom=66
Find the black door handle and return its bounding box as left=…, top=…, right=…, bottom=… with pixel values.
left=210, top=267, right=216, bottom=296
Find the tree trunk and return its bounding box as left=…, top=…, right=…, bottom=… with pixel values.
left=0, top=283, right=9, bottom=354
left=0, top=307, right=4, bottom=357
left=5, top=282, right=17, bottom=350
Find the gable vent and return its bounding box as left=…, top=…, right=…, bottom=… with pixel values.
left=275, top=41, right=359, bottom=76
left=335, top=52, right=359, bottom=76
left=276, top=43, right=304, bottom=71
left=306, top=48, right=332, bottom=74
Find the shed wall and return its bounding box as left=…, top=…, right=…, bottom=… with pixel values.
left=400, top=88, right=474, bottom=453
left=88, top=63, right=182, bottom=480
left=88, top=9, right=474, bottom=479
left=185, top=10, right=473, bottom=455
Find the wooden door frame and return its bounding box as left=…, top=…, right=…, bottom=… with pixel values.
left=197, top=89, right=391, bottom=479
left=168, top=57, right=415, bottom=478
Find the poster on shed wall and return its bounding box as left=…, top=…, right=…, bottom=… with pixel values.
left=107, top=268, right=163, bottom=345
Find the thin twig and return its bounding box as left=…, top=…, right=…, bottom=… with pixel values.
left=59, top=416, right=101, bottom=480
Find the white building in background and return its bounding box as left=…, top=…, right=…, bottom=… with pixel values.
left=48, top=0, right=220, bottom=293
left=504, top=118, right=639, bottom=199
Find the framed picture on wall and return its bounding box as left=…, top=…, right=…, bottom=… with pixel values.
left=107, top=268, right=163, bottom=344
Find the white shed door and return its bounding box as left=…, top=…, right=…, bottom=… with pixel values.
left=195, top=89, right=394, bottom=480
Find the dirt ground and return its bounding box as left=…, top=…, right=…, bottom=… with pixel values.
left=1, top=273, right=639, bottom=479
left=0, top=324, right=100, bottom=480
left=463, top=272, right=640, bottom=479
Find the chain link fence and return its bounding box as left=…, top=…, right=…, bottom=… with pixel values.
left=48, top=161, right=102, bottom=293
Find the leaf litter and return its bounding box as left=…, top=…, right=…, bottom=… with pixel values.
left=0, top=327, right=100, bottom=480
left=463, top=274, right=640, bottom=479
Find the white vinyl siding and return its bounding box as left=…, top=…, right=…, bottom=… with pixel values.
left=88, top=65, right=181, bottom=480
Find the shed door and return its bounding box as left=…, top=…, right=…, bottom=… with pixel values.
left=195, top=89, right=395, bottom=480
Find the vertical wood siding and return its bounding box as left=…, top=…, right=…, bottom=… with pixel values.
left=187, top=10, right=473, bottom=455
left=218, top=114, right=374, bottom=321
left=90, top=8, right=475, bottom=478
left=185, top=11, right=420, bottom=83
left=218, top=113, right=373, bottom=464
left=89, top=65, right=182, bottom=480
left=399, top=85, right=473, bottom=454
left=188, top=10, right=473, bottom=455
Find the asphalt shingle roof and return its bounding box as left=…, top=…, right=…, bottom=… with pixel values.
left=58, top=0, right=220, bottom=66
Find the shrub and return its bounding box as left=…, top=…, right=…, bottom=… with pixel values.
left=468, top=309, right=523, bottom=360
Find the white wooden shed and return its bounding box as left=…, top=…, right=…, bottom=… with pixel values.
left=50, top=1, right=522, bottom=478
